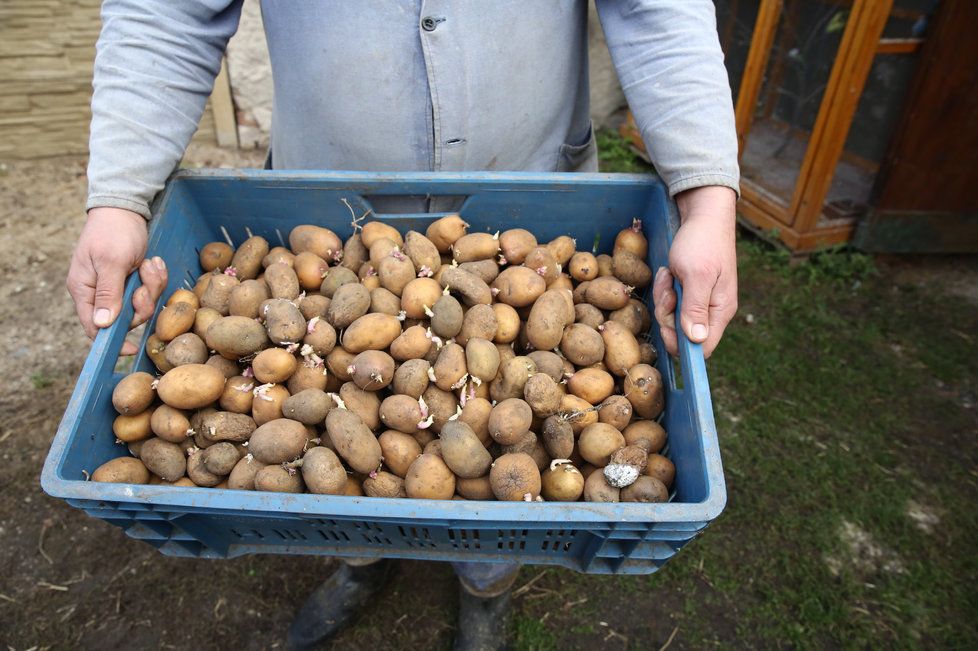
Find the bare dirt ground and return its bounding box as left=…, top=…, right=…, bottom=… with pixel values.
left=1, top=145, right=976, bottom=650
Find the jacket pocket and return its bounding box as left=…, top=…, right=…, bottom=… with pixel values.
left=556, top=121, right=598, bottom=173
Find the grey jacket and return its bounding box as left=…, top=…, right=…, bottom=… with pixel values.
left=86, top=0, right=739, bottom=219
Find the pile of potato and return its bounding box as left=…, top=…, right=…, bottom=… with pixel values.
left=93, top=215, right=676, bottom=503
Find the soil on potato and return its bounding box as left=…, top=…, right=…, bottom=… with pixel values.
left=1, top=146, right=976, bottom=650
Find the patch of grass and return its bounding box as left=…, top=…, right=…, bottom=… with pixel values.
left=509, top=138, right=978, bottom=649
left=513, top=614, right=558, bottom=651
left=31, top=372, right=53, bottom=390
left=597, top=129, right=655, bottom=174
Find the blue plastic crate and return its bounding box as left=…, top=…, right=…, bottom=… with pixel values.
left=41, top=170, right=725, bottom=574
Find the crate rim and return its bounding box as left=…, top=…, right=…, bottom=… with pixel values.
left=40, top=170, right=726, bottom=525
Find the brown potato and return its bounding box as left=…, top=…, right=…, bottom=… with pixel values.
left=378, top=394, right=424, bottom=433
left=578, top=423, right=626, bottom=466
left=292, top=252, right=329, bottom=291
left=558, top=394, right=598, bottom=434
left=423, top=439, right=443, bottom=457
left=92, top=456, right=150, bottom=484
left=390, top=325, right=433, bottom=361
left=567, top=368, right=614, bottom=405
left=362, top=221, right=404, bottom=248
left=151, top=405, right=191, bottom=443
left=320, top=266, right=359, bottom=298
left=206, top=354, right=240, bottom=379
left=368, top=287, right=400, bottom=317
left=368, top=239, right=398, bottom=268
left=429, top=292, right=464, bottom=339
left=598, top=395, right=634, bottom=431
left=392, top=359, right=430, bottom=399
left=583, top=469, right=620, bottom=502
left=459, top=397, right=493, bottom=447
left=338, top=382, right=381, bottom=430
left=596, top=253, right=614, bottom=277
left=162, top=332, right=207, bottom=367
left=489, top=356, right=535, bottom=402
left=623, top=364, right=665, bottom=419
left=644, top=453, right=675, bottom=488
left=402, top=231, right=442, bottom=275
left=282, top=389, right=333, bottom=425
left=456, top=305, right=496, bottom=347
left=298, top=294, right=331, bottom=321
left=585, top=276, right=632, bottom=311
left=621, top=475, right=668, bottom=502
left=325, top=406, right=383, bottom=474
left=229, top=235, right=269, bottom=280
left=574, top=303, right=604, bottom=329
left=463, top=337, right=499, bottom=384
left=526, top=289, right=575, bottom=351
left=219, top=375, right=255, bottom=413
left=200, top=241, right=233, bottom=272
left=251, top=383, right=290, bottom=426
left=426, top=214, right=468, bottom=253
left=154, top=302, right=196, bottom=342
left=341, top=313, right=402, bottom=353
left=498, top=228, right=537, bottom=265
left=363, top=470, right=406, bottom=498
left=611, top=248, right=652, bottom=288
left=378, top=251, right=416, bottom=296
left=614, top=219, right=649, bottom=258
left=201, top=411, right=257, bottom=443
left=432, top=342, right=466, bottom=392
left=254, top=464, right=304, bottom=493
left=544, top=235, right=575, bottom=265
left=263, top=298, right=306, bottom=345
left=405, top=453, right=456, bottom=499
left=439, top=267, right=492, bottom=306
left=193, top=306, right=223, bottom=340
left=248, top=418, right=308, bottom=464
left=568, top=252, right=599, bottom=282
left=421, top=386, right=458, bottom=433
left=456, top=475, right=495, bottom=501
left=299, top=446, right=348, bottom=495
left=452, top=232, right=499, bottom=262
left=199, top=441, right=240, bottom=476
left=559, top=323, right=605, bottom=367
left=113, top=409, right=154, bottom=443
left=201, top=274, right=239, bottom=316
left=186, top=448, right=223, bottom=486
left=225, top=279, right=265, bottom=319
left=157, top=364, right=225, bottom=410
left=165, top=289, right=198, bottom=310
left=624, top=420, right=667, bottom=454
left=526, top=351, right=564, bottom=383
left=206, top=316, right=270, bottom=359
left=227, top=455, right=267, bottom=490
left=458, top=259, right=500, bottom=285
left=541, top=461, right=585, bottom=501
left=541, top=415, right=574, bottom=459
left=349, top=350, right=396, bottom=390
left=523, top=373, right=562, bottom=418
left=489, top=453, right=541, bottom=501
left=608, top=299, right=649, bottom=336
left=263, top=261, right=299, bottom=300
left=263, top=246, right=295, bottom=269
left=599, top=321, right=641, bottom=377
left=440, top=421, right=492, bottom=479
left=491, top=303, right=520, bottom=344
left=400, top=278, right=442, bottom=320
left=289, top=225, right=342, bottom=261
left=378, top=430, right=423, bottom=478
left=288, top=362, right=330, bottom=394
left=491, top=266, right=546, bottom=307
left=112, top=372, right=156, bottom=416
left=340, top=233, right=369, bottom=271
left=488, top=398, right=532, bottom=445
left=302, top=316, right=337, bottom=357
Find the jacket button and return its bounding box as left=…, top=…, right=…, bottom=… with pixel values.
left=421, top=16, right=438, bottom=31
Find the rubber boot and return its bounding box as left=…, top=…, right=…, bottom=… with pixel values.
left=287, top=559, right=391, bottom=650
left=453, top=582, right=511, bottom=651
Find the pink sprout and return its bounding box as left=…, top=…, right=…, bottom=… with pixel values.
left=223, top=266, right=238, bottom=277
left=535, top=266, right=547, bottom=276
left=307, top=316, right=320, bottom=334
left=391, top=248, right=406, bottom=261
left=418, top=265, right=433, bottom=278
left=242, top=366, right=255, bottom=378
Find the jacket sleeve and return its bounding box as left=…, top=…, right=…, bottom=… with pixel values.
left=596, top=0, right=740, bottom=197
left=86, top=0, right=243, bottom=219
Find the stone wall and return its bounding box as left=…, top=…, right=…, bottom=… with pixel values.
left=0, top=0, right=214, bottom=159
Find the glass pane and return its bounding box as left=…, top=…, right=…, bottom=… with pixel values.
left=714, top=0, right=761, bottom=102
left=740, top=0, right=851, bottom=204
left=883, top=0, right=939, bottom=38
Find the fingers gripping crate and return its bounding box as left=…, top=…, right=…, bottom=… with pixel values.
left=41, top=171, right=726, bottom=575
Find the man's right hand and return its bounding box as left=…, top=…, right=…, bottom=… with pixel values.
left=66, top=207, right=168, bottom=355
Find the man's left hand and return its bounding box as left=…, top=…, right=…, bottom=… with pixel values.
left=652, top=185, right=738, bottom=359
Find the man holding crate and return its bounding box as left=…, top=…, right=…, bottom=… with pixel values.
left=66, top=2, right=739, bottom=649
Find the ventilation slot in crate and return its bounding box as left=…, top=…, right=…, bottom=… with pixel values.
left=447, top=529, right=482, bottom=550
left=496, top=529, right=528, bottom=551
